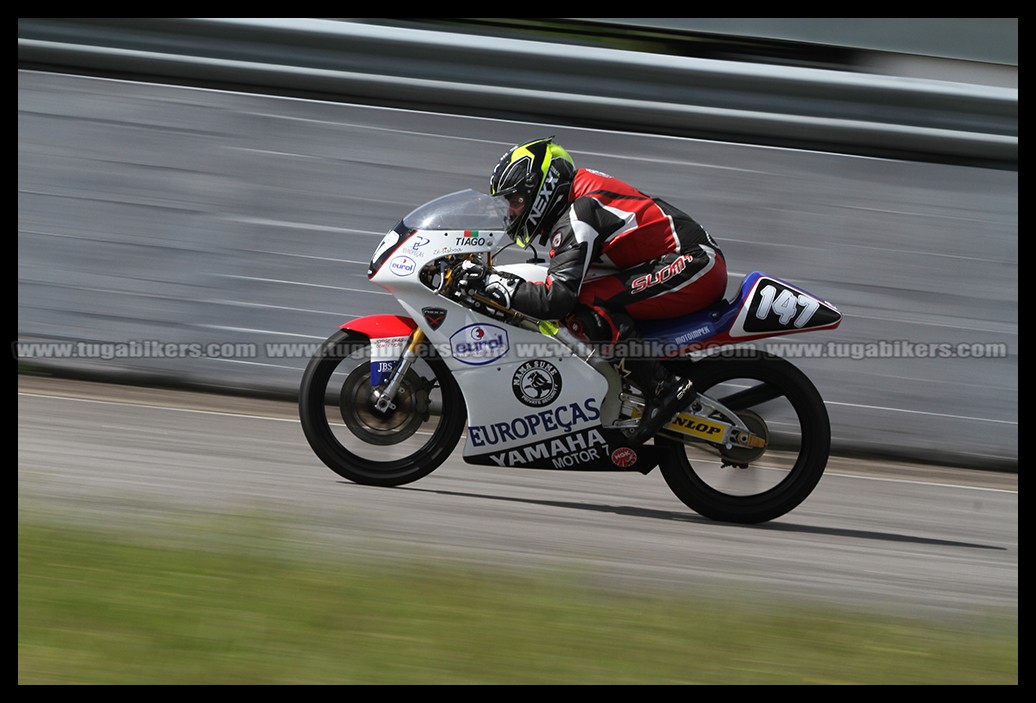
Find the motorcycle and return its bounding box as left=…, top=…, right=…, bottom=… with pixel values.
left=299, top=189, right=842, bottom=524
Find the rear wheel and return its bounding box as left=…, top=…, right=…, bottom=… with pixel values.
left=657, top=351, right=830, bottom=524
left=299, top=329, right=466, bottom=486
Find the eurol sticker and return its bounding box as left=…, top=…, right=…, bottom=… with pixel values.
left=449, top=323, right=509, bottom=365
left=389, top=255, right=417, bottom=276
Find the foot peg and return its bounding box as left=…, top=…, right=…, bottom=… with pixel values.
left=626, top=379, right=697, bottom=445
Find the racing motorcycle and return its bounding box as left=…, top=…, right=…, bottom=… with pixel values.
left=299, top=190, right=842, bottom=524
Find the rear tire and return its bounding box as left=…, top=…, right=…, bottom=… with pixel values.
left=657, top=351, right=830, bottom=524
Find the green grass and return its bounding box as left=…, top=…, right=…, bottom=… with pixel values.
left=18, top=516, right=1017, bottom=685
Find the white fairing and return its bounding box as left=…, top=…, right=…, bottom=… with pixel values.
left=370, top=226, right=610, bottom=464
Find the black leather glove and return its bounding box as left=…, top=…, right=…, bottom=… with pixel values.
left=454, top=260, right=488, bottom=295
left=483, top=273, right=520, bottom=308
left=453, top=260, right=521, bottom=309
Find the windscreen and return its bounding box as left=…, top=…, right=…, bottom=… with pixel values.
left=402, top=189, right=508, bottom=231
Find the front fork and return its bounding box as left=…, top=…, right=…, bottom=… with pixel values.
left=371, top=327, right=426, bottom=413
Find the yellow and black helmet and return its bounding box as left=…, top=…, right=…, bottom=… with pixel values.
left=489, top=136, right=575, bottom=248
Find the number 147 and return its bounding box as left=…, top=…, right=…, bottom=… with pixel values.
left=756, top=284, right=819, bottom=328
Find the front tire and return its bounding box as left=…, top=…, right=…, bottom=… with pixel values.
left=299, top=329, right=466, bottom=486
left=657, top=351, right=830, bottom=524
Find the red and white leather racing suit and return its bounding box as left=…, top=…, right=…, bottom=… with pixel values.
left=507, top=168, right=727, bottom=342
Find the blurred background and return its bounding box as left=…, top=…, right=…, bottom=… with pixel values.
left=17, top=18, right=1017, bottom=469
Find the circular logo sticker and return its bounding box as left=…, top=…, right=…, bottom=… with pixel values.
left=611, top=447, right=638, bottom=468
left=511, top=360, right=562, bottom=407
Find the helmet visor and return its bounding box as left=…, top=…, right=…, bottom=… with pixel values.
left=497, top=192, right=532, bottom=247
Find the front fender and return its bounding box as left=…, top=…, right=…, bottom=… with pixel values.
left=340, top=314, right=418, bottom=386
left=341, top=314, right=417, bottom=339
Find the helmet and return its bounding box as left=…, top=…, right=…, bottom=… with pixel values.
left=489, top=136, right=575, bottom=248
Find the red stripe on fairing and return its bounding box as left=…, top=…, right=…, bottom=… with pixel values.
left=341, top=314, right=416, bottom=338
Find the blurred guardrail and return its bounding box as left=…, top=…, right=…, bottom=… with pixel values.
left=17, top=17, right=1017, bottom=169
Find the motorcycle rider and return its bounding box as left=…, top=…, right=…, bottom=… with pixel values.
left=460, top=136, right=728, bottom=445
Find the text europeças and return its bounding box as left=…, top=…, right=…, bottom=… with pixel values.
left=468, top=398, right=600, bottom=448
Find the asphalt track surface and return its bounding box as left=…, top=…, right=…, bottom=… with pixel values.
left=17, top=375, right=1017, bottom=619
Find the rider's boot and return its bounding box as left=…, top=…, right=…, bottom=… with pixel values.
left=623, top=359, right=698, bottom=446
left=563, top=305, right=698, bottom=444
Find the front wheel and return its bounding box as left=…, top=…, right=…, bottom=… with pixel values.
left=656, top=351, right=831, bottom=524
left=299, top=329, right=466, bottom=486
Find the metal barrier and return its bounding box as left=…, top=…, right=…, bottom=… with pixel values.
left=17, top=18, right=1017, bottom=168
